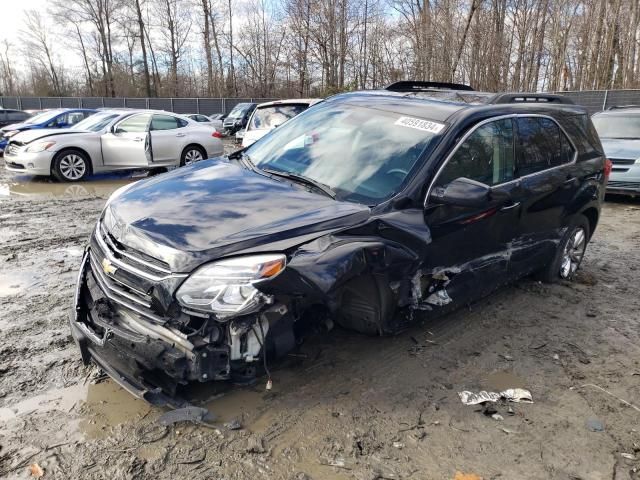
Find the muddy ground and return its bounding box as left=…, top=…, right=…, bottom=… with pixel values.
left=1, top=145, right=640, bottom=480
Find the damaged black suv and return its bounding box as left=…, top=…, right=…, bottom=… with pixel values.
left=70, top=81, right=608, bottom=405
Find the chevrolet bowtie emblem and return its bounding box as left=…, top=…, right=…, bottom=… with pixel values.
left=101, top=258, right=118, bottom=275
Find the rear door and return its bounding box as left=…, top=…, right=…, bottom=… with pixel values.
left=149, top=114, right=187, bottom=163
left=507, top=116, right=578, bottom=273
left=101, top=113, right=152, bottom=166
left=423, top=118, right=522, bottom=307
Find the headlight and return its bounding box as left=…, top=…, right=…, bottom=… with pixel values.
left=4, top=130, right=20, bottom=138
left=25, top=141, right=56, bottom=153
left=176, top=254, right=286, bottom=318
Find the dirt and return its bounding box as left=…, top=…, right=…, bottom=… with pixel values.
left=1, top=147, right=640, bottom=480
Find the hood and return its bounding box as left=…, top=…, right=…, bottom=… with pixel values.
left=600, top=138, right=640, bottom=160
left=106, top=160, right=370, bottom=271
left=1, top=122, right=34, bottom=132
left=11, top=128, right=93, bottom=144
left=242, top=129, right=270, bottom=147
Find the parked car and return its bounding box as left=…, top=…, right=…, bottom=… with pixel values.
left=185, top=113, right=223, bottom=132
left=242, top=99, right=322, bottom=147
left=0, top=109, right=32, bottom=129
left=0, top=108, right=96, bottom=153
left=208, top=113, right=226, bottom=131
left=70, top=81, right=607, bottom=405
left=4, top=110, right=224, bottom=181
left=591, top=106, right=640, bottom=196
left=222, top=102, right=257, bottom=135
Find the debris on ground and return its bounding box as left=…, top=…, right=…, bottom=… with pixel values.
left=454, top=472, right=483, bottom=480
left=29, top=463, right=44, bottom=478
left=621, top=453, right=636, bottom=460
left=224, top=419, right=243, bottom=430
left=458, top=388, right=533, bottom=405
left=585, top=419, right=605, bottom=432
left=158, top=406, right=216, bottom=427
left=491, top=413, right=504, bottom=421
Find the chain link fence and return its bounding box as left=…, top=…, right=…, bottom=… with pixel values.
left=2, top=90, right=640, bottom=115
left=0, top=96, right=279, bottom=115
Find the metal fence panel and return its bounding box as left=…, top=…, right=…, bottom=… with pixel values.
left=148, top=98, right=172, bottom=111
left=170, top=98, right=197, bottom=114
left=80, top=98, right=104, bottom=109
left=7, top=91, right=636, bottom=115
left=125, top=98, right=147, bottom=109
left=198, top=98, right=224, bottom=115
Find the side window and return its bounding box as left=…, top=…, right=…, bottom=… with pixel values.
left=115, top=114, right=151, bottom=133
left=515, top=117, right=574, bottom=175
left=435, top=119, right=515, bottom=187
left=7, top=111, right=27, bottom=121
left=151, top=114, right=180, bottom=131
left=67, top=112, right=85, bottom=125
left=177, top=118, right=188, bottom=128
left=197, top=115, right=208, bottom=122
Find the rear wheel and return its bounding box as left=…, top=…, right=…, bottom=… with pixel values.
left=180, top=145, right=206, bottom=166
left=52, top=150, right=90, bottom=182
left=536, top=215, right=590, bottom=283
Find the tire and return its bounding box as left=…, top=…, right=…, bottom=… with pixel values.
left=52, top=149, right=90, bottom=182
left=180, top=145, right=206, bottom=166
left=536, top=215, right=590, bottom=283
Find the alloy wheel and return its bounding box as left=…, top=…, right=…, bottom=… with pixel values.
left=59, top=154, right=87, bottom=181
left=560, top=226, right=586, bottom=279
left=184, top=149, right=203, bottom=165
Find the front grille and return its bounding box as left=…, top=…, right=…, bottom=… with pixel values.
left=610, top=158, right=637, bottom=166
left=5, top=161, right=25, bottom=169
left=607, top=180, right=640, bottom=191
left=5, top=144, right=20, bottom=156
left=89, top=222, right=186, bottom=323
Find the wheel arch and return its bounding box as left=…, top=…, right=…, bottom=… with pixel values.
left=580, top=206, right=599, bottom=240
left=51, top=146, right=93, bottom=176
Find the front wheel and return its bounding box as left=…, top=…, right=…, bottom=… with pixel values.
left=536, top=216, right=590, bottom=283
left=180, top=146, right=206, bottom=166
left=52, top=150, right=90, bottom=182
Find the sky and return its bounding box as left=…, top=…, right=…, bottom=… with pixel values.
left=0, top=0, right=48, bottom=43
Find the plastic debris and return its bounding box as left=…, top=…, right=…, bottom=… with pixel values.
left=158, top=406, right=216, bottom=426
left=224, top=419, right=243, bottom=430
left=458, top=388, right=533, bottom=405
left=585, top=418, right=604, bottom=432
left=392, top=441, right=405, bottom=449
left=491, top=413, right=504, bottom=421
left=29, top=463, right=44, bottom=478
left=454, top=472, right=483, bottom=480
left=621, top=453, right=636, bottom=460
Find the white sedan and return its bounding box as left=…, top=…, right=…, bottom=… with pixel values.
left=4, top=110, right=224, bottom=182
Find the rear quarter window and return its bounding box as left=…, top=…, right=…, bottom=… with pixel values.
left=515, top=117, right=574, bottom=176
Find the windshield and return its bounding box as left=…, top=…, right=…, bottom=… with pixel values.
left=228, top=104, right=252, bottom=119
left=592, top=114, right=640, bottom=139
left=249, top=104, right=308, bottom=130
left=246, top=102, right=444, bottom=205
left=73, top=113, right=119, bottom=132
left=25, top=110, right=63, bottom=124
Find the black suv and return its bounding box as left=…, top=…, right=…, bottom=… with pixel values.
left=222, top=102, right=257, bottom=135
left=70, top=81, right=608, bottom=405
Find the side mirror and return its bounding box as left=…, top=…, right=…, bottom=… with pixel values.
left=430, top=177, right=491, bottom=208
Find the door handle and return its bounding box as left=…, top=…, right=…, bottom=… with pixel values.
left=133, top=137, right=144, bottom=142
left=176, top=133, right=186, bottom=137
left=500, top=201, right=521, bottom=211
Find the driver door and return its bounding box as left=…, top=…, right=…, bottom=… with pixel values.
left=101, top=113, right=152, bottom=166
left=423, top=118, right=522, bottom=308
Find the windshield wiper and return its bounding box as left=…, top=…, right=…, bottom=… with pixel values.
left=261, top=168, right=336, bottom=199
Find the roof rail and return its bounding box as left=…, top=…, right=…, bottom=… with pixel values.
left=385, top=80, right=475, bottom=92
left=606, top=105, right=640, bottom=110
left=490, top=93, right=574, bottom=105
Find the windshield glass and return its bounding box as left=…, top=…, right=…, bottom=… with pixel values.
left=249, top=104, right=308, bottom=130
left=228, top=104, right=252, bottom=119
left=246, top=102, right=444, bottom=205
left=592, top=114, right=640, bottom=139
left=25, top=110, right=63, bottom=125
left=73, top=113, right=118, bottom=132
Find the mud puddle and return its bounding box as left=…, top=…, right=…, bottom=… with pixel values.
left=0, top=171, right=148, bottom=200
left=484, top=370, right=528, bottom=391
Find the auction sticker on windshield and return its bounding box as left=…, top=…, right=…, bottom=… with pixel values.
left=395, top=116, right=445, bottom=134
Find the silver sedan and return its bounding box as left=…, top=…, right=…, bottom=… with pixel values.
left=3, top=110, right=224, bottom=181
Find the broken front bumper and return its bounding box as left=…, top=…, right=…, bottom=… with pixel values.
left=69, top=249, right=233, bottom=407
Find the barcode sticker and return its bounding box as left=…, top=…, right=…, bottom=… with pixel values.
left=395, top=116, right=445, bottom=134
